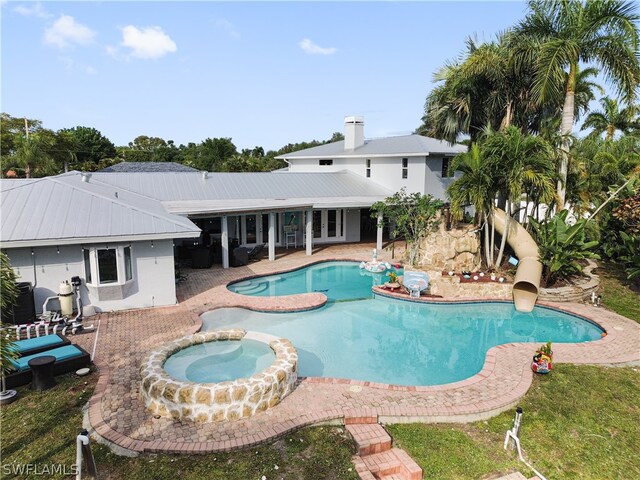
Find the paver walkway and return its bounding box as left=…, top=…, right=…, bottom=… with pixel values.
left=78, top=242, right=640, bottom=454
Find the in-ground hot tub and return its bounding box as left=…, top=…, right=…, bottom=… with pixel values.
left=140, top=329, right=298, bottom=422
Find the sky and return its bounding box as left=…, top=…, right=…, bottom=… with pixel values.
left=1, top=1, right=534, bottom=151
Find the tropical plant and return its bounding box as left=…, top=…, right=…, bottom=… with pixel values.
left=1, top=252, right=19, bottom=385
left=514, top=0, right=640, bottom=210
left=12, top=132, right=55, bottom=178
left=581, top=96, right=640, bottom=140
left=447, top=143, right=495, bottom=265
left=617, top=232, right=640, bottom=281
left=529, top=210, right=600, bottom=286
left=371, top=189, right=443, bottom=266
left=482, top=127, right=556, bottom=267
left=422, top=32, right=540, bottom=144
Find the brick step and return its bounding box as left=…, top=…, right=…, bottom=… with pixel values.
left=361, top=448, right=422, bottom=480
left=352, top=455, right=377, bottom=480
left=346, top=423, right=392, bottom=456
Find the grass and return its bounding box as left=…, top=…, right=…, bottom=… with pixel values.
left=598, top=261, right=640, bottom=322
left=389, top=364, right=640, bottom=480
left=0, top=373, right=358, bottom=480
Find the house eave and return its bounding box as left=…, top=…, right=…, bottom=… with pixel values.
left=0, top=231, right=200, bottom=249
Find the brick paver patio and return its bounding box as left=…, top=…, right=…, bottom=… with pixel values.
left=77, top=242, right=640, bottom=454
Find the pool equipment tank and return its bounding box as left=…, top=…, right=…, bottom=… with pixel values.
left=58, top=281, right=74, bottom=316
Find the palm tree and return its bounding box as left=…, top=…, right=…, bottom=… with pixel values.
left=581, top=96, right=640, bottom=140
left=423, top=32, right=539, bottom=144
left=447, top=143, right=496, bottom=265
left=13, top=133, right=54, bottom=178
left=515, top=0, right=640, bottom=210
left=482, top=127, right=557, bottom=267
left=1, top=252, right=19, bottom=403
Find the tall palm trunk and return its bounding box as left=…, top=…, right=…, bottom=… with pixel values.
left=606, top=125, right=615, bottom=141
left=558, top=63, right=577, bottom=211
left=483, top=211, right=492, bottom=268
left=495, top=199, right=511, bottom=268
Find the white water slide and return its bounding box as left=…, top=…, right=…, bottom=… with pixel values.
left=491, top=209, right=543, bottom=312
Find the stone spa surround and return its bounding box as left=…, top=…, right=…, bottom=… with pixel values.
left=139, top=329, right=298, bottom=422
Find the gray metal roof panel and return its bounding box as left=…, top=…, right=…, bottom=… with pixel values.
left=1, top=173, right=200, bottom=245
left=276, top=135, right=466, bottom=159
left=91, top=170, right=393, bottom=202
left=99, top=161, right=198, bottom=172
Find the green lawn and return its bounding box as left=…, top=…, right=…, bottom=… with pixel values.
left=0, top=374, right=358, bottom=480
left=389, top=364, right=640, bottom=480
left=598, top=261, right=640, bottom=322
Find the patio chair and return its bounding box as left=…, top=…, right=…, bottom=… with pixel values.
left=5, top=344, right=91, bottom=389
left=248, top=244, right=265, bottom=261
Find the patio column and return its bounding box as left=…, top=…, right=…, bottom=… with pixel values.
left=221, top=215, right=229, bottom=269
left=268, top=212, right=275, bottom=261
left=376, top=213, right=383, bottom=253
left=306, top=209, right=313, bottom=256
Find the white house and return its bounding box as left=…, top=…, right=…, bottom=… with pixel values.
left=1, top=173, right=200, bottom=313
left=277, top=116, right=466, bottom=199
left=1, top=116, right=466, bottom=314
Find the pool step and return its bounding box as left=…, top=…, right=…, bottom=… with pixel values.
left=347, top=421, right=422, bottom=480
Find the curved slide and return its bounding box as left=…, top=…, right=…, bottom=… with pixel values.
left=492, top=209, right=543, bottom=313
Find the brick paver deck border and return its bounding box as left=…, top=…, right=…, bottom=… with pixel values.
left=81, top=243, right=640, bottom=454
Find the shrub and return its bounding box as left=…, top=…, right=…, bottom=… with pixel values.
left=529, top=211, right=600, bottom=286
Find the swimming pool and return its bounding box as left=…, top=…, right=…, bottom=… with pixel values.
left=228, top=261, right=401, bottom=301
left=212, top=262, right=604, bottom=386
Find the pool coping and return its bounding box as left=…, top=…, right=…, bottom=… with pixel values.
left=86, top=254, right=640, bottom=455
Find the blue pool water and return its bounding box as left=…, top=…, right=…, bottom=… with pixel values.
left=211, top=262, right=604, bottom=386
left=228, top=261, right=401, bottom=301
left=163, top=339, right=275, bottom=383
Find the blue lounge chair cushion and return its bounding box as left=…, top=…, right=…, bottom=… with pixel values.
left=14, top=335, right=65, bottom=354
left=10, top=345, right=85, bottom=372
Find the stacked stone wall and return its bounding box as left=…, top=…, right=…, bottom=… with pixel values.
left=417, top=222, right=482, bottom=272
left=140, top=329, right=298, bottom=423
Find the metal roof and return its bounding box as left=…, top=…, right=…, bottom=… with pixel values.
left=91, top=171, right=393, bottom=214
left=1, top=172, right=200, bottom=248
left=99, top=161, right=198, bottom=173
left=276, top=134, right=466, bottom=159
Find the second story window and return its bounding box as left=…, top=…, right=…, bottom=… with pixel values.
left=402, top=158, right=408, bottom=179
left=366, top=159, right=371, bottom=178
left=442, top=157, right=453, bottom=178
left=319, top=159, right=333, bottom=166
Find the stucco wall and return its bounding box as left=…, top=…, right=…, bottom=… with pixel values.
left=288, top=155, right=453, bottom=200
left=5, top=239, right=177, bottom=313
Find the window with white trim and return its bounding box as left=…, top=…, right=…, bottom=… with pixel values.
left=402, top=158, right=408, bottom=179
left=442, top=157, right=453, bottom=178
left=366, top=159, right=371, bottom=178
left=83, top=245, right=134, bottom=286
left=319, top=159, right=333, bottom=166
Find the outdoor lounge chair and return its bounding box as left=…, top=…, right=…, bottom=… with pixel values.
left=248, top=244, right=265, bottom=261
left=13, top=334, right=71, bottom=357
left=5, top=344, right=91, bottom=389
left=230, top=247, right=249, bottom=267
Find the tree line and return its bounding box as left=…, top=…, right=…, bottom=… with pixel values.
left=0, top=112, right=344, bottom=178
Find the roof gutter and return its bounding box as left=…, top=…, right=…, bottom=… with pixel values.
left=1, top=231, right=201, bottom=249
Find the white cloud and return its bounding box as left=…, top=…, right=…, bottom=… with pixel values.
left=215, top=19, right=240, bottom=38
left=13, top=2, right=51, bottom=18
left=299, top=38, right=337, bottom=56
left=85, top=66, right=97, bottom=75
left=44, top=15, right=95, bottom=48
left=120, top=25, right=177, bottom=59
